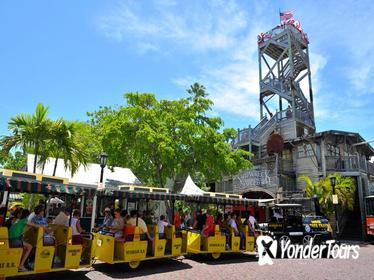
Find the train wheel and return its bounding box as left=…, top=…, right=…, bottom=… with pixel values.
left=211, top=252, right=221, bottom=260
left=128, top=261, right=141, bottom=269
left=303, top=235, right=313, bottom=246
left=279, top=235, right=290, bottom=246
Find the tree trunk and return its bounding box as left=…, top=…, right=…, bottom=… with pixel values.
left=42, top=161, right=46, bottom=173
left=33, top=145, right=39, bottom=173
left=53, top=158, right=58, bottom=176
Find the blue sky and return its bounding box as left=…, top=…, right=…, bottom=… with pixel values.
left=1, top=0, right=374, bottom=142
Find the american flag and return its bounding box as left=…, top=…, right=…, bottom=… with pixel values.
left=280, top=10, right=293, bottom=22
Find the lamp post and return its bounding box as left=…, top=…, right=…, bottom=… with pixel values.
left=330, top=176, right=339, bottom=241
left=90, top=152, right=108, bottom=232
left=313, top=194, right=320, bottom=216
left=100, top=152, right=108, bottom=184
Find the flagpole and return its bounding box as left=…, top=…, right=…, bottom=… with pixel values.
left=279, top=8, right=281, bottom=25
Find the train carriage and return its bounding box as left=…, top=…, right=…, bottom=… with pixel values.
left=184, top=192, right=258, bottom=259
left=92, top=185, right=187, bottom=269
left=0, top=169, right=95, bottom=279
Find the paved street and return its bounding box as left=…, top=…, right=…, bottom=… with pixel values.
left=13, top=242, right=374, bottom=280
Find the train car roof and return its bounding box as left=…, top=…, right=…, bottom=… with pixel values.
left=274, top=203, right=302, bottom=207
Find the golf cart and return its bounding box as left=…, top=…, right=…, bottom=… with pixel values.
left=265, top=203, right=332, bottom=246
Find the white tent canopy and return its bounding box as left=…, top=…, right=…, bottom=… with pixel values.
left=180, top=175, right=205, bottom=195
left=27, top=154, right=142, bottom=189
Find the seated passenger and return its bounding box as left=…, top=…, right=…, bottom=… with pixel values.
left=157, top=215, right=169, bottom=239
left=121, top=209, right=130, bottom=222
left=216, top=213, right=223, bottom=227
left=174, top=209, right=182, bottom=231
left=143, top=210, right=153, bottom=225
left=53, top=207, right=70, bottom=226
left=71, top=209, right=84, bottom=244
left=194, top=210, right=205, bottom=232
left=108, top=209, right=124, bottom=239
left=31, top=205, right=61, bottom=264
left=221, top=213, right=230, bottom=249
left=95, top=208, right=113, bottom=233
left=9, top=209, right=39, bottom=272
left=5, top=207, right=22, bottom=229
left=236, top=214, right=245, bottom=249
left=27, top=204, right=44, bottom=222
left=220, top=214, right=229, bottom=233
left=127, top=210, right=154, bottom=242
left=70, top=209, right=89, bottom=259
left=246, top=212, right=258, bottom=237
left=228, top=213, right=239, bottom=236
left=202, top=210, right=214, bottom=237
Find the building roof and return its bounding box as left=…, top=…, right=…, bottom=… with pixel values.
left=27, top=154, right=142, bottom=189
left=288, top=130, right=374, bottom=156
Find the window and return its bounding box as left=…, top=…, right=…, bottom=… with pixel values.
left=326, top=144, right=340, bottom=156
left=297, top=144, right=314, bottom=158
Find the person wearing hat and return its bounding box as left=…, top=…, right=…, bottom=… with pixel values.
left=95, top=207, right=113, bottom=232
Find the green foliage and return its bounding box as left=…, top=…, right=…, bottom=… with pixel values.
left=0, top=151, right=27, bottom=170
left=1, top=103, right=52, bottom=173
left=20, top=193, right=46, bottom=210
left=1, top=103, right=89, bottom=176
left=298, top=173, right=356, bottom=215
left=38, top=120, right=89, bottom=176
left=89, top=83, right=252, bottom=188
left=67, top=121, right=102, bottom=163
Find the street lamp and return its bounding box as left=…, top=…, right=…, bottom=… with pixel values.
left=313, top=194, right=320, bottom=216
left=99, top=152, right=108, bottom=184
left=330, top=176, right=339, bottom=240
left=90, top=152, right=108, bottom=232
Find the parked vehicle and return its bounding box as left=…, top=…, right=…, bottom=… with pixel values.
left=264, top=203, right=332, bottom=246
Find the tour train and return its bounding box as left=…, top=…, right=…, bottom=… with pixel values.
left=0, top=169, right=258, bottom=278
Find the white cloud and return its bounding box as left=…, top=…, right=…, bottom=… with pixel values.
left=347, top=64, right=373, bottom=93
left=98, top=0, right=249, bottom=52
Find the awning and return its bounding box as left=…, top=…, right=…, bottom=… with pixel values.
left=186, top=195, right=255, bottom=206
left=97, top=189, right=186, bottom=201
left=0, top=176, right=83, bottom=195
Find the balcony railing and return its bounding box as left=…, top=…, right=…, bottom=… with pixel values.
left=233, top=108, right=316, bottom=147
left=326, top=156, right=374, bottom=175
left=325, top=156, right=358, bottom=171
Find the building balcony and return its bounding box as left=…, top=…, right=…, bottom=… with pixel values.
left=325, top=156, right=374, bottom=175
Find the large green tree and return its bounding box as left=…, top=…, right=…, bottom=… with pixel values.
left=89, top=83, right=251, bottom=188
left=67, top=121, right=102, bottom=163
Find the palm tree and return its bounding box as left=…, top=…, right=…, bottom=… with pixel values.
left=298, top=174, right=323, bottom=215
left=317, top=174, right=356, bottom=214
left=0, top=103, right=52, bottom=173
left=38, top=119, right=88, bottom=176
left=299, top=173, right=356, bottom=215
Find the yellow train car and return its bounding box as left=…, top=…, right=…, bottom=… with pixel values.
left=92, top=187, right=187, bottom=269
left=184, top=194, right=257, bottom=259
left=0, top=170, right=94, bottom=278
